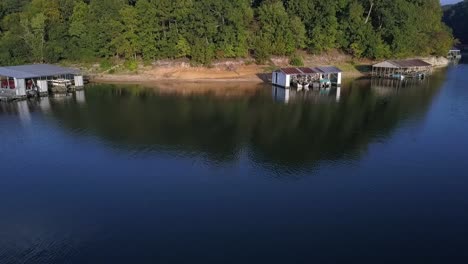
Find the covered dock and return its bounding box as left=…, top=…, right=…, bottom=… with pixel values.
left=372, top=59, right=432, bottom=80
left=315, top=66, right=342, bottom=86
left=0, top=64, right=84, bottom=100
left=448, top=48, right=462, bottom=60
left=272, top=66, right=342, bottom=89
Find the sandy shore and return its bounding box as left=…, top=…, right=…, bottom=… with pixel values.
left=92, top=64, right=269, bottom=84
left=81, top=52, right=448, bottom=86
left=90, top=63, right=367, bottom=85
left=93, top=78, right=269, bottom=97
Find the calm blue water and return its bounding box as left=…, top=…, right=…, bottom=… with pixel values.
left=1, top=63, right=467, bottom=263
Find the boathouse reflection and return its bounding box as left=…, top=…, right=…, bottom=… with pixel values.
left=37, top=73, right=446, bottom=171
left=0, top=91, right=85, bottom=119
left=272, top=86, right=341, bottom=104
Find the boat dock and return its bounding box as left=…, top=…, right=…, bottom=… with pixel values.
left=272, top=66, right=342, bottom=90
left=0, top=64, right=84, bottom=101
left=448, top=48, right=462, bottom=60
left=372, top=59, right=433, bottom=80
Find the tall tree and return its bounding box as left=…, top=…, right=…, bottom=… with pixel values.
left=443, top=0, right=468, bottom=44
left=113, top=5, right=140, bottom=59
left=254, top=0, right=306, bottom=60
left=20, top=12, right=46, bottom=62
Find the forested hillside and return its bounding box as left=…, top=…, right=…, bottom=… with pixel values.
left=443, top=0, right=468, bottom=44
left=0, top=0, right=453, bottom=66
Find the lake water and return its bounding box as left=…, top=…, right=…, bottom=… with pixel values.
left=1, top=62, right=468, bottom=263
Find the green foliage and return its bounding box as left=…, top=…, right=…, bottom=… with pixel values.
left=289, top=54, right=304, bottom=66
left=100, top=59, right=113, bottom=71
left=369, top=0, right=453, bottom=57
left=285, top=0, right=339, bottom=53
left=0, top=0, right=454, bottom=66
left=254, top=0, right=306, bottom=58
left=113, top=5, right=139, bottom=59
left=124, top=59, right=138, bottom=71
left=443, top=0, right=468, bottom=44
left=20, top=12, right=46, bottom=62
left=191, top=38, right=215, bottom=65
left=338, top=1, right=382, bottom=58
left=176, top=37, right=191, bottom=58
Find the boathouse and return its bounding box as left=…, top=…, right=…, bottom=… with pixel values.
left=372, top=59, right=432, bottom=79
left=0, top=64, right=83, bottom=98
left=272, top=66, right=342, bottom=89
left=448, top=48, right=462, bottom=59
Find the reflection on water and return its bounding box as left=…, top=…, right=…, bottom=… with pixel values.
left=16, top=101, right=31, bottom=124
left=75, top=90, right=86, bottom=104
left=6, top=70, right=442, bottom=171
left=272, top=86, right=341, bottom=104
left=3, top=66, right=468, bottom=264
left=371, top=77, right=433, bottom=95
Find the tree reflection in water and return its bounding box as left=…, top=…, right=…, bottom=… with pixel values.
left=9, top=71, right=445, bottom=173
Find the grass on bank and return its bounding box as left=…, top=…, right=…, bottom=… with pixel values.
left=60, top=51, right=375, bottom=78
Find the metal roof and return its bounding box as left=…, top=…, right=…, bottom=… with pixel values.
left=390, top=59, right=432, bottom=68
left=298, top=67, right=319, bottom=74
left=373, top=61, right=400, bottom=68
left=279, top=66, right=341, bottom=75
left=314, top=66, right=342, bottom=74
left=0, top=64, right=80, bottom=79
left=373, top=59, right=432, bottom=69
left=280, top=68, right=303, bottom=75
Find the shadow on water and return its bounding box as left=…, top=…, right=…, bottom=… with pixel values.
left=1, top=71, right=447, bottom=174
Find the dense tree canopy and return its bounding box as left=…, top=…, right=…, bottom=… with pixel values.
left=443, top=0, right=468, bottom=44
left=0, top=0, right=454, bottom=65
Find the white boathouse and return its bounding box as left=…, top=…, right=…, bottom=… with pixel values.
left=272, top=66, right=342, bottom=88
left=448, top=48, right=462, bottom=59
left=0, top=64, right=83, bottom=99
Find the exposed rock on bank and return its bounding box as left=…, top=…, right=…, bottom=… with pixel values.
left=421, top=56, right=450, bottom=68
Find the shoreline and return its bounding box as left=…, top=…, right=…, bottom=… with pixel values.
left=88, top=56, right=448, bottom=85
left=90, top=66, right=367, bottom=85
left=91, top=75, right=267, bottom=84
